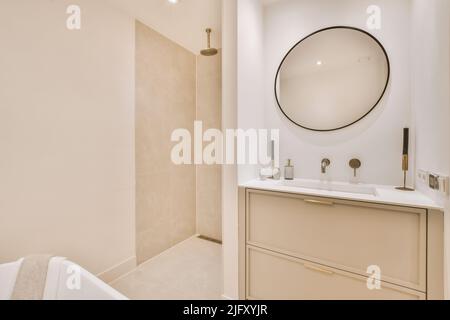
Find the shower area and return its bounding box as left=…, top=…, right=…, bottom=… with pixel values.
left=112, top=19, right=222, bottom=300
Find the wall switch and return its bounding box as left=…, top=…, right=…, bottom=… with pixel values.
left=427, top=172, right=449, bottom=195
left=417, top=170, right=449, bottom=196
left=429, top=174, right=440, bottom=190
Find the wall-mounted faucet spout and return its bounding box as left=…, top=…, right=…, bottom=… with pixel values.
left=321, top=159, right=331, bottom=174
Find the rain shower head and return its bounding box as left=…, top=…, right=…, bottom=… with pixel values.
left=200, top=28, right=218, bottom=56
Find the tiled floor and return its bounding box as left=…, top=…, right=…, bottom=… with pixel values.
left=111, top=237, right=222, bottom=300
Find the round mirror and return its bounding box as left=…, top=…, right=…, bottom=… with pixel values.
left=275, top=27, right=390, bottom=131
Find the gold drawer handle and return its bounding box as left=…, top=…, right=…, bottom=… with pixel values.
left=304, top=263, right=335, bottom=275
left=304, top=199, right=334, bottom=206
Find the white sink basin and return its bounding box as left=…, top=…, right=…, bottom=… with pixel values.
left=276, top=179, right=377, bottom=196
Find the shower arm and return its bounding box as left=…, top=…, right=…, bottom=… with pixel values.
left=206, top=28, right=212, bottom=49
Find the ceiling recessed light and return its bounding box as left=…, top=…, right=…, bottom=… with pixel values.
left=168, top=0, right=179, bottom=4
left=316, top=60, right=323, bottom=66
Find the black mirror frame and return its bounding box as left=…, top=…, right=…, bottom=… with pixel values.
left=274, top=26, right=391, bottom=132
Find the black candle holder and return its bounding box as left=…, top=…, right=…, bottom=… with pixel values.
left=396, top=154, right=415, bottom=191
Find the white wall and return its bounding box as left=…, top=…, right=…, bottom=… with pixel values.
left=411, top=0, right=450, bottom=203
left=237, top=0, right=266, bottom=183
left=223, top=0, right=266, bottom=299
left=0, top=0, right=136, bottom=278
left=222, top=0, right=239, bottom=300
left=262, top=0, right=412, bottom=185
left=411, top=0, right=450, bottom=298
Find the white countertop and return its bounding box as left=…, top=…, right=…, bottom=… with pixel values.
left=240, top=179, right=444, bottom=211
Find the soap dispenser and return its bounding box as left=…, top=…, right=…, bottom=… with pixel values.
left=284, top=159, right=294, bottom=180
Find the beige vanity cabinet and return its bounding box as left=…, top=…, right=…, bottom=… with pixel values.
left=238, top=188, right=444, bottom=300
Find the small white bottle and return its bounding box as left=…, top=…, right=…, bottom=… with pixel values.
left=284, top=159, right=294, bottom=180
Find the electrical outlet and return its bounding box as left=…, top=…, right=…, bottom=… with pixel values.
left=417, top=170, right=449, bottom=195
left=429, top=174, right=440, bottom=190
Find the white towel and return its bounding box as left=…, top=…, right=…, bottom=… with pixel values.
left=11, top=255, right=53, bottom=300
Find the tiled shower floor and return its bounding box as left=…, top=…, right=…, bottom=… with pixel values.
left=111, top=237, right=222, bottom=300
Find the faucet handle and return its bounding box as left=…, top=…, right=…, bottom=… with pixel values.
left=349, top=159, right=362, bottom=177
left=321, top=158, right=331, bottom=174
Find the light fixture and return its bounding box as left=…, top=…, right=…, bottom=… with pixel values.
left=167, top=0, right=179, bottom=4
left=316, top=60, right=323, bottom=66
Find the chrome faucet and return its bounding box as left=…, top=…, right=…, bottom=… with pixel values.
left=321, top=158, right=331, bottom=174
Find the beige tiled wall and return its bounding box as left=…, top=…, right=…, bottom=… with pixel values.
left=136, top=21, right=196, bottom=264
left=196, top=51, right=222, bottom=241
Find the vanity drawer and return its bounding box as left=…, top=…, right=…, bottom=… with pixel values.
left=246, top=246, right=425, bottom=300
left=246, top=189, right=427, bottom=291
